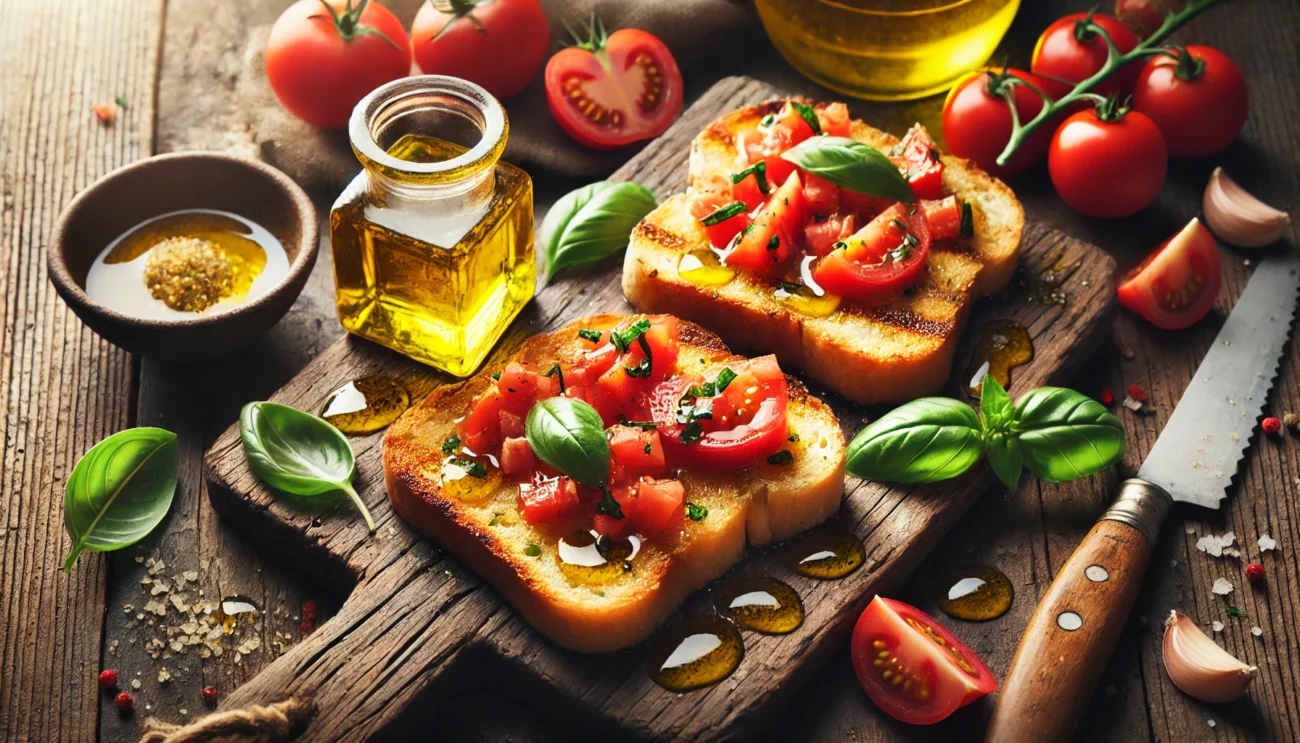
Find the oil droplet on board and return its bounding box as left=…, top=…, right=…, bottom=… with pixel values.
left=678, top=249, right=736, bottom=287
left=936, top=566, right=1014, bottom=621
left=964, top=319, right=1033, bottom=397
left=321, top=376, right=411, bottom=435
left=646, top=615, right=744, bottom=692
left=785, top=529, right=865, bottom=580
left=714, top=577, right=804, bottom=634
left=556, top=529, right=641, bottom=586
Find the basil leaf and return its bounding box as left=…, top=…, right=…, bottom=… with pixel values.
left=686, top=502, right=708, bottom=521
left=542, top=180, right=658, bottom=281
left=781, top=136, right=915, bottom=203
left=239, top=402, right=374, bottom=531
left=846, top=398, right=984, bottom=483
left=731, top=161, right=769, bottom=194
left=597, top=489, right=624, bottom=519
left=985, top=432, right=1023, bottom=491
left=979, top=374, right=1013, bottom=433
left=959, top=200, right=975, bottom=239
left=1013, top=388, right=1126, bottom=482
left=701, top=201, right=747, bottom=226
left=714, top=368, right=738, bottom=393
left=525, top=397, right=610, bottom=487
left=62, top=427, right=179, bottom=571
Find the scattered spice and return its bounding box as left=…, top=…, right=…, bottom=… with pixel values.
left=1127, top=383, right=1147, bottom=402
left=1245, top=563, right=1265, bottom=583
left=115, top=691, right=134, bottom=712
left=93, top=102, right=117, bottom=123
left=1261, top=416, right=1282, bottom=435
left=98, top=669, right=118, bottom=690
left=1099, top=388, right=1114, bottom=406
left=1283, top=412, right=1299, bottom=431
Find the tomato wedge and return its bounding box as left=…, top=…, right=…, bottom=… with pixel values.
left=1117, top=218, right=1222, bottom=330
left=852, top=596, right=997, bottom=725
left=725, top=171, right=808, bottom=274
left=653, top=356, right=789, bottom=470
left=892, top=125, right=945, bottom=200
left=813, top=204, right=931, bottom=301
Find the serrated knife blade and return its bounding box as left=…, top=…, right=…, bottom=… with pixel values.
left=987, top=247, right=1300, bottom=743
left=1138, top=249, right=1300, bottom=509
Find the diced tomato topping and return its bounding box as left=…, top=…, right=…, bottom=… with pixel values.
left=500, top=436, right=536, bottom=479
left=813, top=203, right=932, bottom=302
left=565, top=383, right=621, bottom=426
left=568, top=342, right=618, bottom=387
left=725, top=171, right=807, bottom=274
left=499, top=409, right=525, bottom=439
left=817, top=102, right=852, bottom=137
left=921, top=196, right=963, bottom=242
left=460, top=387, right=504, bottom=455
left=497, top=362, right=555, bottom=416
left=690, top=180, right=753, bottom=250
left=633, top=478, right=686, bottom=535
left=892, top=125, right=945, bottom=200
left=730, top=169, right=768, bottom=212
left=517, top=475, right=581, bottom=526
left=608, top=426, right=666, bottom=485
left=840, top=190, right=896, bottom=223
left=804, top=214, right=858, bottom=257
left=738, top=102, right=816, bottom=186
left=803, top=172, right=840, bottom=216
left=593, top=484, right=640, bottom=538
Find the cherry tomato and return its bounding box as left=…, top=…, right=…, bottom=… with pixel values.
left=265, top=0, right=411, bottom=129
left=1117, top=218, right=1221, bottom=329
left=410, top=0, right=550, bottom=100
left=1132, top=45, right=1248, bottom=158
left=1114, top=0, right=1184, bottom=37
left=942, top=68, right=1054, bottom=176
left=812, top=204, right=932, bottom=301
left=1031, top=12, right=1140, bottom=99
left=851, top=596, right=997, bottom=726
left=1048, top=104, right=1167, bottom=218
left=544, top=19, right=683, bottom=149
left=725, top=172, right=808, bottom=275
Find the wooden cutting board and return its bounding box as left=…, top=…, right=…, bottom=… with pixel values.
left=203, top=76, right=1116, bottom=741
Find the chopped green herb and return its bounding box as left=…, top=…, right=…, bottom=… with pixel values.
left=1226, top=606, right=1247, bottom=617
left=714, top=368, right=738, bottom=393
left=767, top=235, right=780, bottom=251
left=449, top=458, right=487, bottom=478
left=731, top=161, right=770, bottom=195
left=596, top=489, right=624, bottom=519
left=542, top=363, right=566, bottom=393
left=610, top=318, right=652, bottom=353
left=760, top=113, right=776, bottom=128
left=578, top=328, right=603, bottom=343
left=742, top=223, right=756, bottom=236
left=831, top=240, right=848, bottom=251
left=701, top=201, right=748, bottom=227
left=889, top=245, right=913, bottom=263
left=442, top=435, right=462, bottom=455
left=790, top=102, right=821, bottom=135
left=959, top=200, right=975, bottom=239
left=686, top=382, right=716, bottom=398
left=681, top=420, right=704, bottom=444
left=115, top=96, right=128, bottom=109
left=644, top=443, right=652, bottom=454
left=766, top=450, right=794, bottom=465
left=491, top=371, right=501, bottom=381
left=618, top=420, right=659, bottom=429
left=778, top=281, right=803, bottom=294
left=624, top=359, right=652, bottom=378
left=524, top=543, right=541, bottom=557
left=686, top=502, right=708, bottom=521
left=787, top=432, right=800, bottom=442
left=891, top=218, right=908, bottom=232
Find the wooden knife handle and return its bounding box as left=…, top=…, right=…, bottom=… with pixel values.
left=985, top=479, right=1173, bottom=743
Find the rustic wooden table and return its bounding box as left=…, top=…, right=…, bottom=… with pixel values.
left=2, top=1, right=1297, bottom=741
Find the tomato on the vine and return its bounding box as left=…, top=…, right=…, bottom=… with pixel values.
left=1117, top=218, right=1221, bottom=329
left=1132, top=45, right=1248, bottom=158
left=411, top=0, right=550, bottom=100
left=1031, top=12, right=1140, bottom=99
left=1048, top=101, right=1167, bottom=218
left=851, top=596, right=997, bottom=726
left=266, top=0, right=411, bottom=129
left=544, top=18, right=683, bottom=149
left=942, top=67, right=1054, bottom=176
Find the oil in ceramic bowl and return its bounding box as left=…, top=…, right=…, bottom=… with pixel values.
left=84, top=209, right=288, bottom=321
left=320, top=376, right=411, bottom=435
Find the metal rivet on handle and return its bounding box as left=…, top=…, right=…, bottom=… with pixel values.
left=1085, top=565, right=1109, bottom=582
left=1057, top=611, right=1083, bottom=631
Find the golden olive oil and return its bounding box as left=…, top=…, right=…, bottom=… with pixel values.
left=646, top=615, right=745, bottom=692
left=936, top=566, right=1014, bottom=621
left=715, top=577, right=805, bottom=634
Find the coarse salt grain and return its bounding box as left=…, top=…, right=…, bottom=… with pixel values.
left=1197, top=532, right=1236, bottom=557
left=1212, top=621, right=1225, bottom=632
left=1212, top=577, right=1234, bottom=595
left=1258, top=534, right=1277, bottom=551
left=1251, top=626, right=1263, bottom=637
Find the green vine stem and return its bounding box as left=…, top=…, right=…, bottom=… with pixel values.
left=994, top=0, right=1221, bottom=167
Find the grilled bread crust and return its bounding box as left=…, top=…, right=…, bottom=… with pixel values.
left=622, top=100, right=1025, bottom=404
left=383, top=315, right=845, bottom=653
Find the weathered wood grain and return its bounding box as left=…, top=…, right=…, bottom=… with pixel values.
left=0, top=1, right=164, bottom=741
left=200, top=76, right=1115, bottom=741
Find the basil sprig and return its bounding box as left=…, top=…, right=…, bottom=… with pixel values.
left=524, top=397, right=610, bottom=487
left=62, top=427, right=179, bottom=571
left=846, top=376, right=1125, bottom=490
left=541, top=180, right=658, bottom=281
left=781, top=136, right=914, bottom=204
left=239, top=401, right=374, bottom=532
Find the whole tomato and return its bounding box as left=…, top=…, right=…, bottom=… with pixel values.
left=1048, top=102, right=1168, bottom=218
left=1032, top=12, right=1140, bottom=99
left=411, top=0, right=550, bottom=100
left=1113, top=0, right=1184, bottom=37
left=1132, top=45, right=1248, bottom=158
left=942, top=67, right=1054, bottom=176
left=266, top=0, right=411, bottom=129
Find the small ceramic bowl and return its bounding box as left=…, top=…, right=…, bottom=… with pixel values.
left=48, top=152, right=318, bottom=362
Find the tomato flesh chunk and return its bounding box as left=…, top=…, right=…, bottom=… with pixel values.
left=813, top=204, right=932, bottom=302
left=1117, top=218, right=1221, bottom=330
left=654, top=356, right=789, bottom=471
left=517, top=475, right=581, bottom=526
left=725, top=171, right=807, bottom=274
left=921, top=196, right=963, bottom=242
left=892, top=125, right=945, bottom=200
left=804, top=213, right=857, bottom=257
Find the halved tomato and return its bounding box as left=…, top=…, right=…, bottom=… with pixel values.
left=1117, top=218, right=1222, bottom=330
left=851, top=596, right=997, bottom=726
left=892, top=125, right=945, bottom=200
left=725, top=171, right=808, bottom=274
left=804, top=214, right=857, bottom=257
left=813, top=203, right=932, bottom=301
left=654, top=356, right=789, bottom=470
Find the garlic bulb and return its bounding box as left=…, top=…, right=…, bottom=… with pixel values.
left=1202, top=167, right=1291, bottom=248
left=1163, top=611, right=1257, bottom=703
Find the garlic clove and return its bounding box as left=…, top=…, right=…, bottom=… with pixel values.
left=1203, top=167, right=1291, bottom=248
left=1163, top=610, right=1258, bottom=703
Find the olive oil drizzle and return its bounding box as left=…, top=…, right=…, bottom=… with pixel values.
left=646, top=615, right=744, bottom=692
left=715, top=577, right=804, bottom=634
left=785, top=529, right=866, bottom=579
left=320, top=376, right=411, bottom=435
left=964, top=319, right=1033, bottom=397
left=556, top=530, right=641, bottom=586
left=936, top=566, right=1014, bottom=621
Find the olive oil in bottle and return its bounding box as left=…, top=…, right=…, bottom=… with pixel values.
left=331, top=77, right=535, bottom=376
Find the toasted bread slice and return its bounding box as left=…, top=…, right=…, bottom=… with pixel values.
left=384, top=315, right=846, bottom=653
left=622, top=100, right=1025, bottom=404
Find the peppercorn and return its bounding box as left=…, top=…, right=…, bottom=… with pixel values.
left=98, top=669, right=117, bottom=691
left=114, top=692, right=134, bottom=712
left=1262, top=416, right=1282, bottom=435
left=1128, top=383, right=1147, bottom=402
left=1100, top=389, right=1114, bottom=406
left=1246, top=563, right=1265, bottom=583
left=203, top=686, right=218, bottom=704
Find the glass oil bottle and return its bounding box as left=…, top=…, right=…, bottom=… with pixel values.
left=331, top=76, right=534, bottom=375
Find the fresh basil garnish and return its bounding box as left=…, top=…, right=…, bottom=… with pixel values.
left=1014, top=387, right=1126, bottom=482
left=767, top=450, right=794, bottom=465
left=624, top=359, right=653, bottom=378
left=524, top=543, right=542, bottom=557
left=597, top=489, right=624, bottom=519
left=541, top=180, right=658, bottom=281
left=781, top=136, right=915, bottom=203
left=610, top=318, right=651, bottom=353
left=449, top=458, right=488, bottom=478
left=759, top=113, right=775, bottom=128
left=791, top=102, right=821, bottom=135
left=701, top=201, right=748, bottom=227
left=442, top=435, right=462, bottom=455
left=980, top=377, right=1022, bottom=491
left=525, top=397, right=610, bottom=487
left=731, top=161, right=769, bottom=195
left=239, top=401, right=374, bottom=531
left=618, top=420, right=659, bottom=429
left=681, top=421, right=704, bottom=444
left=714, top=368, right=738, bottom=393
left=846, top=398, right=985, bottom=483
left=686, top=502, right=708, bottom=521
left=542, top=363, right=566, bottom=393
left=959, top=200, right=975, bottom=239
left=578, top=328, right=603, bottom=343
left=62, top=427, right=179, bottom=571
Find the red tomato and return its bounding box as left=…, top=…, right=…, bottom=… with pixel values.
left=633, top=478, right=685, bottom=535
left=460, top=387, right=504, bottom=455
left=690, top=194, right=752, bottom=250
left=544, top=21, right=683, bottom=149
left=851, top=596, right=997, bottom=725
left=265, top=0, right=411, bottom=129
left=813, top=204, right=932, bottom=301
left=410, top=0, right=549, bottom=100
left=942, top=68, right=1054, bottom=176
left=737, top=102, right=818, bottom=186
left=803, top=173, right=841, bottom=216
left=921, top=197, right=963, bottom=242
left=804, top=214, right=857, bottom=257
left=1117, top=218, right=1221, bottom=329
left=608, top=427, right=666, bottom=485
left=564, top=383, right=621, bottom=426
left=655, top=356, right=790, bottom=471
left=1048, top=105, right=1167, bottom=218
left=1113, top=0, right=1181, bottom=37
left=500, top=436, right=536, bottom=479
left=891, top=126, right=945, bottom=200
left=498, top=409, right=525, bottom=439
left=725, top=172, right=808, bottom=274
left=497, top=361, right=555, bottom=415
left=1031, top=12, right=1140, bottom=99
left=1132, top=45, right=1248, bottom=158
left=817, top=102, right=852, bottom=137
left=517, top=475, right=580, bottom=526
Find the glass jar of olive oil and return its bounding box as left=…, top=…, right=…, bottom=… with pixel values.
left=332, top=76, right=534, bottom=376
left=755, top=0, right=1020, bottom=101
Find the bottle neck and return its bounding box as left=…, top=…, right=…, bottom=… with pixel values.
left=366, top=166, right=495, bottom=214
